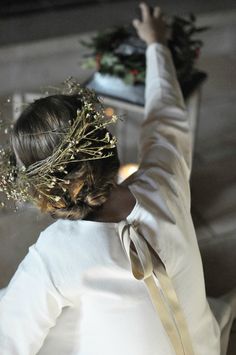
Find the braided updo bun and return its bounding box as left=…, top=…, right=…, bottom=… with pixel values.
left=12, top=94, right=120, bottom=220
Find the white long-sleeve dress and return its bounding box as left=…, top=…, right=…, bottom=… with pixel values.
left=0, top=43, right=223, bottom=355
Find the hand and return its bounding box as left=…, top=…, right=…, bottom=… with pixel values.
left=132, top=3, right=167, bottom=46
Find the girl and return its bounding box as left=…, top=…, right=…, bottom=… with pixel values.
left=0, top=3, right=235, bottom=354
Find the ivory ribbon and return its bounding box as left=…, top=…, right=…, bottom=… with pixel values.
left=118, top=221, right=195, bottom=355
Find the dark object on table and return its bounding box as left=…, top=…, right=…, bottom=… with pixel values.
left=81, top=14, right=209, bottom=88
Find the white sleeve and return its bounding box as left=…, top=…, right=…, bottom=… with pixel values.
left=139, top=43, right=192, bottom=210
left=0, top=245, right=71, bottom=355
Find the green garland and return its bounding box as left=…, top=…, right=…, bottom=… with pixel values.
left=81, top=14, right=208, bottom=86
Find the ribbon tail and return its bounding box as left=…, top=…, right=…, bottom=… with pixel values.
left=152, top=256, right=195, bottom=355
left=145, top=275, right=185, bottom=355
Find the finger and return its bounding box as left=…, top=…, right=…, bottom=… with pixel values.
left=139, top=2, right=151, bottom=22
left=132, top=18, right=141, bottom=29
left=153, top=6, right=161, bottom=18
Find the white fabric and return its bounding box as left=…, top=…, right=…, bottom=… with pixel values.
left=208, top=297, right=234, bottom=355
left=0, top=43, right=224, bottom=355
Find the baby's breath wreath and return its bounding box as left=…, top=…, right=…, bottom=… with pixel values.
left=0, top=78, right=118, bottom=209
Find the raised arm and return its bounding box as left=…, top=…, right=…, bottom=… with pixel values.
left=133, top=3, right=192, bottom=207
left=0, top=245, right=71, bottom=355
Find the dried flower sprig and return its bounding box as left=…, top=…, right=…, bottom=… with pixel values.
left=0, top=77, right=118, bottom=208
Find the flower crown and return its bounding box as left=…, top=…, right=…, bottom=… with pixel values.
left=0, top=78, right=118, bottom=209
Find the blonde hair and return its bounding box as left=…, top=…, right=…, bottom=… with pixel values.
left=12, top=95, right=120, bottom=220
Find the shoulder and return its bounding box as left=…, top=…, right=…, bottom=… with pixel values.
left=33, top=218, right=114, bottom=284
left=33, top=219, right=86, bottom=283
left=40, top=218, right=72, bottom=236
left=35, top=218, right=79, bottom=253
left=35, top=218, right=102, bottom=256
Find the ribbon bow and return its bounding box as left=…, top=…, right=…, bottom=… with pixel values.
left=118, top=220, right=195, bottom=355
left=118, top=221, right=153, bottom=280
